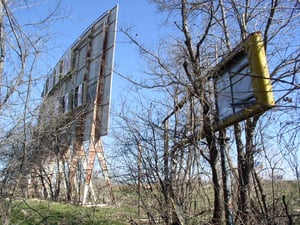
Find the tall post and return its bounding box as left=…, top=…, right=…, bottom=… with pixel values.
left=137, top=141, right=142, bottom=222
left=163, top=120, right=171, bottom=224
left=0, top=0, right=5, bottom=109
left=95, top=139, right=116, bottom=204
left=82, top=137, right=116, bottom=205
left=83, top=139, right=97, bottom=205
left=220, top=130, right=234, bottom=225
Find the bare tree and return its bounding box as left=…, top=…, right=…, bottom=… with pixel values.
left=0, top=1, right=67, bottom=224
left=113, top=0, right=299, bottom=224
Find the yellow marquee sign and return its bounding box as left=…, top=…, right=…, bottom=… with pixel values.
left=214, top=32, right=275, bottom=130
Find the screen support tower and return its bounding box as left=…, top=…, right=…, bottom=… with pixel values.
left=69, top=120, right=115, bottom=206
left=82, top=138, right=115, bottom=206
left=34, top=5, right=118, bottom=206
left=81, top=8, right=116, bottom=205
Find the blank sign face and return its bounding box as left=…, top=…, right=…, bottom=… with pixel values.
left=216, top=71, right=232, bottom=119
left=213, top=32, right=275, bottom=131
left=216, top=53, right=255, bottom=120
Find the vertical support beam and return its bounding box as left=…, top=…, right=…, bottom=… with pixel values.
left=137, top=141, right=143, bottom=222
left=163, top=120, right=170, bottom=224
left=0, top=0, right=4, bottom=108
left=220, top=130, right=234, bottom=225
left=82, top=138, right=97, bottom=205
left=82, top=137, right=115, bottom=205
left=95, top=139, right=116, bottom=204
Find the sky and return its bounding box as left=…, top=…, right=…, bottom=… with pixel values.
left=37, top=0, right=166, bottom=112
left=8, top=0, right=298, bottom=179
left=49, top=0, right=162, bottom=76
left=0, top=0, right=168, bottom=174
left=47, top=0, right=166, bottom=174
left=9, top=0, right=166, bottom=129
left=0, top=0, right=164, bottom=177
left=1, top=0, right=164, bottom=144
left=53, top=0, right=166, bottom=129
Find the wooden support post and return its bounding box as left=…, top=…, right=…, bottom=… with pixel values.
left=95, top=139, right=116, bottom=205
left=0, top=0, right=4, bottom=108
left=82, top=138, right=115, bottom=205
left=137, top=141, right=142, bottom=221
left=220, top=131, right=234, bottom=225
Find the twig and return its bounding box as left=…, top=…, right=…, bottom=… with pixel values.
left=282, top=195, right=293, bottom=225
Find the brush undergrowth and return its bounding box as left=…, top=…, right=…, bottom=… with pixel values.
left=9, top=199, right=131, bottom=225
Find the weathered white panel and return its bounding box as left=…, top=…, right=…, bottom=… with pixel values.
left=89, top=58, right=100, bottom=83
left=61, top=49, right=72, bottom=76
left=54, top=63, right=59, bottom=85
left=78, top=45, right=87, bottom=71
left=216, top=71, right=232, bottom=120
left=91, top=31, right=104, bottom=59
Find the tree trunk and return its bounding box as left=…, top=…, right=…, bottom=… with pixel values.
left=206, top=125, right=222, bottom=225
left=235, top=117, right=258, bottom=224
left=235, top=123, right=249, bottom=224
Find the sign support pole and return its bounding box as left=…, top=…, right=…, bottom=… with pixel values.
left=220, top=131, right=234, bottom=225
